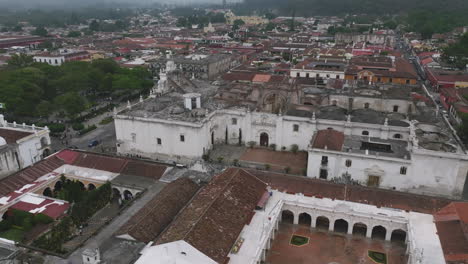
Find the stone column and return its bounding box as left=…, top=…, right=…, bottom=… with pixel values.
left=366, top=227, right=373, bottom=238
left=385, top=230, right=392, bottom=241
left=293, top=214, right=298, bottom=225
left=328, top=220, right=334, bottom=232
left=311, top=217, right=316, bottom=228
left=347, top=223, right=353, bottom=235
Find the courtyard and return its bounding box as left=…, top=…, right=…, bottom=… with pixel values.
left=265, top=223, right=408, bottom=264
left=209, top=145, right=308, bottom=175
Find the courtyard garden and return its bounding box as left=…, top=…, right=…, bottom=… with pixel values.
left=368, top=250, right=387, bottom=264
left=290, top=235, right=309, bottom=246
left=0, top=210, right=53, bottom=243
left=32, top=176, right=112, bottom=254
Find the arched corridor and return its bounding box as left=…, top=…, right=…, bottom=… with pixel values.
left=88, top=183, right=96, bottom=191
left=371, top=225, right=387, bottom=240
left=43, top=187, right=52, bottom=197
left=391, top=229, right=407, bottom=244
left=53, top=180, right=62, bottom=192
left=316, top=216, right=330, bottom=230
left=281, top=210, right=294, bottom=224
left=123, top=190, right=133, bottom=200
left=352, top=223, right=367, bottom=237
left=333, top=219, right=348, bottom=233
left=298, top=213, right=311, bottom=226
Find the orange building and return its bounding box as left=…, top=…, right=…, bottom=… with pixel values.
left=345, top=57, right=418, bottom=85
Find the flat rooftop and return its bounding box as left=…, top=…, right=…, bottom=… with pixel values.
left=343, top=135, right=411, bottom=159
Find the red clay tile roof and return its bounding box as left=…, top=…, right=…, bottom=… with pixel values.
left=252, top=74, right=271, bottom=83
left=10, top=196, right=70, bottom=219
left=121, top=160, right=168, bottom=180
left=71, top=152, right=128, bottom=173
left=311, top=129, right=345, bottom=151
left=116, top=177, right=200, bottom=243
left=0, top=156, right=64, bottom=196
left=435, top=202, right=468, bottom=263
left=0, top=128, right=33, bottom=144
left=155, top=168, right=267, bottom=263
left=249, top=170, right=452, bottom=214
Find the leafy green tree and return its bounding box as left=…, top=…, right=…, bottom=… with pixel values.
left=443, top=33, right=468, bottom=69
left=89, top=20, right=100, bottom=31
left=55, top=92, right=86, bottom=118
left=7, top=54, right=33, bottom=69
left=32, top=26, right=48, bottom=37
left=36, top=101, right=54, bottom=118
left=67, top=31, right=81, bottom=37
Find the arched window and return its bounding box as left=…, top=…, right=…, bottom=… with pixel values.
left=345, top=159, right=352, bottom=167
left=362, top=131, right=369, bottom=136
left=331, top=100, right=337, bottom=106
left=393, top=105, right=399, bottom=112
left=364, top=103, right=370, bottom=109
left=400, top=166, right=407, bottom=175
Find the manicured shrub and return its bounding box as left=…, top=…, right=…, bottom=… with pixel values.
left=72, top=123, right=85, bottom=131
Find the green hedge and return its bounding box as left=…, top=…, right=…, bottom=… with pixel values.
left=48, top=123, right=66, bottom=133
left=72, top=123, right=85, bottom=131
left=78, top=125, right=97, bottom=136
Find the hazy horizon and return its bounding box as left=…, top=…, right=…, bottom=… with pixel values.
left=0, top=0, right=242, bottom=10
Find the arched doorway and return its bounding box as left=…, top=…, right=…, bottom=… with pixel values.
left=352, top=223, right=367, bottom=237
left=260, top=132, right=269, bottom=147
left=53, top=180, right=63, bottom=192
left=315, top=216, right=330, bottom=230
left=78, top=181, right=85, bottom=191
left=333, top=219, right=348, bottom=233
left=281, top=210, right=294, bottom=224
left=298, top=213, right=311, bottom=226
left=211, top=131, right=214, bottom=145
left=371, top=225, right=387, bottom=240
left=391, top=229, right=407, bottom=244
left=238, top=128, right=242, bottom=146
left=112, top=188, right=121, bottom=199
left=123, top=190, right=133, bottom=200
left=88, top=183, right=96, bottom=191
left=42, top=148, right=51, bottom=158
left=43, top=187, right=52, bottom=197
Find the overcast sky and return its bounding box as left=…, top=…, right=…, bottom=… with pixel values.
left=0, top=0, right=238, bottom=9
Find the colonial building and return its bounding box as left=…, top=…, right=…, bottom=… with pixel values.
left=114, top=70, right=468, bottom=198
left=335, top=32, right=396, bottom=47
left=33, top=49, right=90, bottom=66
left=345, top=57, right=418, bottom=85
left=0, top=115, right=51, bottom=178
left=149, top=53, right=240, bottom=80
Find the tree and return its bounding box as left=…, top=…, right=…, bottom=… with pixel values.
left=7, top=54, right=33, bottom=69
left=55, top=92, right=86, bottom=118
left=67, top=31, right=81, bottom=37
left=89, top=20, right=100, bottom=31
left=32, top=26, right=48, bottom=37
left=443, top=33, right=468, bottom=69
left=36, top=101, right=54, bottom=118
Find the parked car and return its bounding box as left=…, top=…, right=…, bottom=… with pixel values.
left=88, top=140, right=100, bottom=148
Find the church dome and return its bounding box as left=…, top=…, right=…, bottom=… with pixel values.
left=0, top=136, right=6, bottom=147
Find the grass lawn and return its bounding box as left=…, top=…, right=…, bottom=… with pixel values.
left=290, top=235, right=309, bottom=246
left=368, top=250, right=387, bottom=264
left=0, top=228, right=25, bottom=242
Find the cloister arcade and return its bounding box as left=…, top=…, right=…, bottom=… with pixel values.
left=37, top=175, right=141, bottom=203
left=279, top=206, right=408, bottom=243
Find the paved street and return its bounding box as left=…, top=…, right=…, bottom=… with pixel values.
left=44, top=181, right=167, bottom=264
